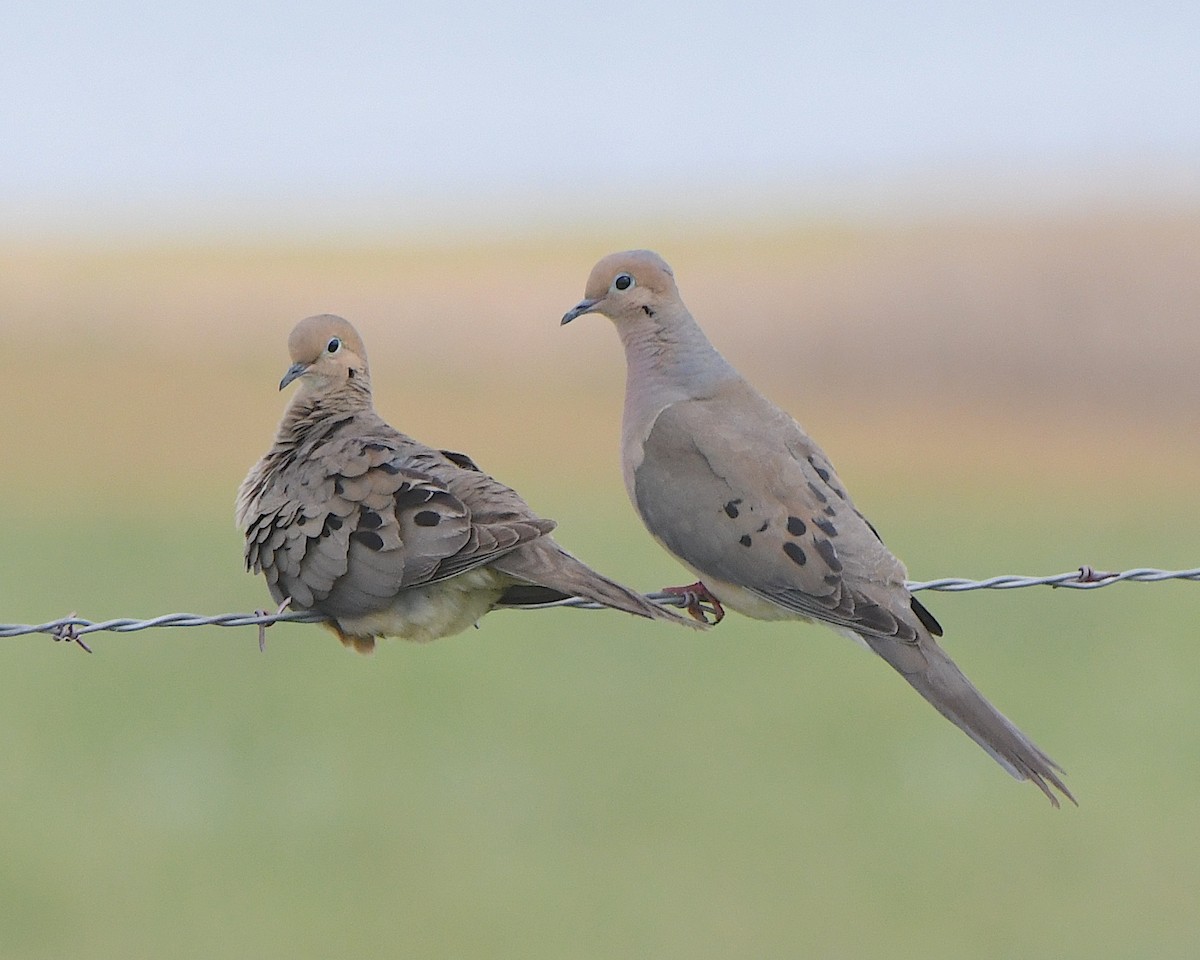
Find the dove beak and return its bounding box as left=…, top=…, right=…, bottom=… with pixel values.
left=561, top=298, right=600, bottom=325
left=279, top=361, right=310, bottom=390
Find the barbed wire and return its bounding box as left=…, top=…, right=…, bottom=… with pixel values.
left=3, top=565, right=1199, bottom=649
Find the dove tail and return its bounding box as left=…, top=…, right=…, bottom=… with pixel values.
left=864, top=633, right=1075, bottom=807
left=492, top=542, right=702, bottom=629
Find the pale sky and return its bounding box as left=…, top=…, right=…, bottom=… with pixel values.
left=4, top=1, right=1198, bottom=238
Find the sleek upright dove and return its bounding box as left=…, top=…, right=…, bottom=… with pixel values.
left=238, top=314, right=694, bottom=652
left=562, top=251, right=1073, bottom=806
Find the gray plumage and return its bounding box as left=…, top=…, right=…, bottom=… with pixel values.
left=562, top=251, right=1073, bottom=807
left=238, top=314, right=696, bottom=653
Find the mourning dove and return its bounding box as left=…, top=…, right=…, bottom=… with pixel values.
left=562, top=251, right=1074, bottom=806
left=237, top=314, right=695, bottom=653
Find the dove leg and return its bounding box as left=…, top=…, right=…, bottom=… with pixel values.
left=662, top=581, right=726, bottom=625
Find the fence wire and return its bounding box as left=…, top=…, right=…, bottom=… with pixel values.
left=3, top=565, right=1199, bottom=647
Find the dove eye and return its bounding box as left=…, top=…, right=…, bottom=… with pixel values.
left=613, top=274, right=635, bottom=292
left=326, top=337, right=342, bottom=354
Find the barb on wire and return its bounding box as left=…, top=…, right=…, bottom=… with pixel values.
left=905, top=565, right=1200, bottom=592
left=3, top=609, right=327, bottom=640
left=3, top=565, right=1199, bottom=643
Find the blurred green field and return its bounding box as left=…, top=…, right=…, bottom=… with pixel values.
left=3, top=216, right=1200, bottom=958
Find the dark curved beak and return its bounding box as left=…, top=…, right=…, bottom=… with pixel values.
left=279, top=361, right=309, bottom=391
left=561, top=298, right=600, bottom=325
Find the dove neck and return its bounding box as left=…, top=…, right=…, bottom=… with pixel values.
left=617, top=310, right=738, bottom=404
left=277, top=382, right=374, bottom=444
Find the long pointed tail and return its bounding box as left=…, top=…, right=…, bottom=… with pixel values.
left=492, top=541, right=704, bottom=629
left=863, top=631, right=1074, bottom=807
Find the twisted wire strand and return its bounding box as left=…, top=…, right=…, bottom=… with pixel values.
left=3, top=566, right=1199, bottom=641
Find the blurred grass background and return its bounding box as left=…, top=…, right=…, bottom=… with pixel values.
left=2, top=213, right=1199, bottom=958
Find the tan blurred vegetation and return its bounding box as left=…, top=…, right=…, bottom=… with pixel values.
left=3, top=209, right=1198, bottom=507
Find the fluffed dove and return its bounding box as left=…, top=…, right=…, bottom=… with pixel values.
left=562, top=251, right=1074, bottom=806
left=237, top=314, right=696, bottom=653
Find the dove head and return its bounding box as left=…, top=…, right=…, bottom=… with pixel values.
left=561, top=250, right=682, bottom=329
left=562, top=249, right=735, bottom=397
left=279, top=314, right=370, bottom=393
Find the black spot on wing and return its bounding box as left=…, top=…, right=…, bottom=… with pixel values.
left=358, top=509, right=383, bottom=530
left=812, top=537, right=843, bottom=573
left=321, top=514, right=343, bottom=537
left=758, top=520, right=770, bottom=532
left=811, top=456, right=849, bottom=501
left=809, top=455, right=848, bottom=500
left=351, top=530, right=384, bottom=551
left=413, top=510, right=441, bottom=527
left=395, top=485, right=434, bottom=509
left=814, top=518, right=837, bottom=537
left=724, top=499, right=743, bottom=519
left=739, top=534, right=752, bottom=547
left=782, top=542, right=807, bottom=566
left=806, top=481, right=827, bottom=504
left=786, top=516, right=806, bottom=537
